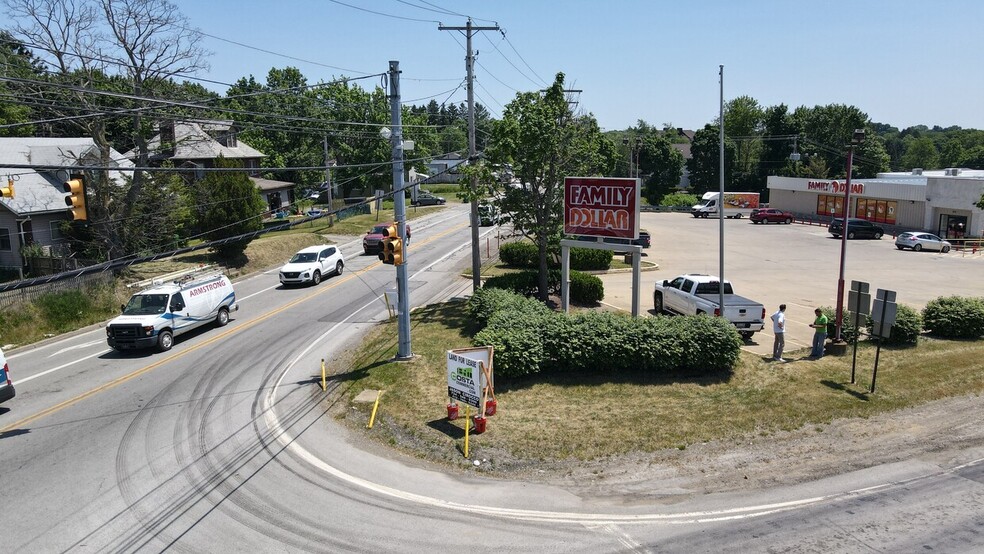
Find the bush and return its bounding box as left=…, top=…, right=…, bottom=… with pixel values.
left=499, top=241, right=538, bottom=268
left=866, top=303, right=922, bottom=346
left=569, top=271, right=604, bottom=303
left=660, top=192, right=699, bottom=208
left=569, top=247, right=612, bottom=271
left=474, top=308, right=741, bottom=378
left=820, top=306, right=860, bottom=344
left=483, top=271, right=543, bottom=297
left=468, top=288, right=550, bottom=327
left=922, top=296, right=984, bottom=339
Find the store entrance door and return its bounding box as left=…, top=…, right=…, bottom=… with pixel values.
left=938, top=214, right=968, bottom=239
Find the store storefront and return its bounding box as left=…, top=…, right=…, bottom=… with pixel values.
left=767, top=169, right=984, bottom=238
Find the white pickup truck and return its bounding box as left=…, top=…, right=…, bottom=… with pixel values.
left=653, top=273, right=765, bottom=340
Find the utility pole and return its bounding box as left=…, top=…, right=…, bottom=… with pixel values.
left=388, top=61, right=412, bottom=359
left=718, top=65, right=725, bottom=313
left=439, top=18, right=500, bottom=292
left=323, top=135, right=333, bottom=225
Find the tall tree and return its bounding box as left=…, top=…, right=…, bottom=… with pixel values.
left=195, top=156, right=265, bottom=260
left=486, top=73, right=617, bottom=301
left=0, top=30, right=45, bottom=136
left=637, top=132, right=683, bottom=205
left=687, top=124, right=736, bottom=195
left=4, top=0, right=208, bottom=261
left=900, top=136, right=940, bottom=170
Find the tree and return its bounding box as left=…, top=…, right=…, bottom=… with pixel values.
left=195, top=157, right=265, bottom=260
left=0, top=30, right=45, bottom=136
left=637, top=133, right=683, bottom=205
left=900, top=136, right=940, bottom=170
left=687, top=124, right=736, bottom=195
left=791, top=104, right=889, bottom=179
left=486, top=73, right=617, bottom=301
left=759, top=104, right=798, bottom=185
left=958, top=145, right=984, bottom=170
left=4, top=0, right=208, bottom=261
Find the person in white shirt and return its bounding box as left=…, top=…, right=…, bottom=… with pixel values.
left=771, top=304, right=787, bottom=362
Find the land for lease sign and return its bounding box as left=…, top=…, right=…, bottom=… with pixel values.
left=446, top=347, right=492, bottom=408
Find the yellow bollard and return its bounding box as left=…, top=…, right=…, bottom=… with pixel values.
left=367, top=391, right=382, bottom=429
left=320, top=358, right=327, bottom=391
left=464, top=406, right=470, bottom=458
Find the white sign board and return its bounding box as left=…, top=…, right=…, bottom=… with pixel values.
left=447, top=347, right=491, bottom=408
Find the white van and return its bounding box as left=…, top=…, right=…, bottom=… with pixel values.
left=0, top=346, right=15, bottom=404
left=106, top=273, right=238, bottom=352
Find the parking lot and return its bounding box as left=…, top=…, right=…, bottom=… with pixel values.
left=598, top=212, right=983, bottom=358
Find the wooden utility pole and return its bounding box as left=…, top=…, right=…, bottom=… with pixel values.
left=439, top=19, right=500, bottom=292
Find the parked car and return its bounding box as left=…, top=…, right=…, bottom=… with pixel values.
left=0, top=346, right=15, bottom=404
left=828, top=218, right=884, bottom=239
left=895, top=232, right=951, bottom=252
left=412, top=193, right=446, bottom=206
left=363, top=222, right=411, bottom=255
left=750, top=208, right=794, bottom=224
left=279, top=245, right=344, bottom=287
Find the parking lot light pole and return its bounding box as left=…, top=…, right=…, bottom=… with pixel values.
left=834, top=129, right=866, bottom=342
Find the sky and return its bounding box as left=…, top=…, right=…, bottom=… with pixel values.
left=175, top=0, right=984, bottom=132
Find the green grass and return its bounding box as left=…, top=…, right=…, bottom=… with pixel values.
left=340, top=301, right=984, bottom=462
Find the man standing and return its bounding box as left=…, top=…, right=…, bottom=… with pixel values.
left=810, top=308, right=829, bottom=358
left=771, top=304, right=786, bottom=362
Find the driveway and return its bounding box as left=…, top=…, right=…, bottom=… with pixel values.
left=598, top=212, right=983, bottom=358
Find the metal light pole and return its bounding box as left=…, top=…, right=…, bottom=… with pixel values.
left=834, top=129, right=866, bottom=343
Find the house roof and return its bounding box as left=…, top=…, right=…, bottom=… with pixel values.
left=0, top=137, right=133, bottom=217
left=250, top=177, right=294, bottom=192
left=124, top=120, right=265, bottom=161
left=671, top=143, right=692, bottom=159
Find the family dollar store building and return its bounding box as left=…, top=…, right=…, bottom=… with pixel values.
left=766, top=168, right=984, bottom=239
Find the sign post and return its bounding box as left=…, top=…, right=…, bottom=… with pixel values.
left=869, top=289, right=897, bottom=393
left=847, top=280, right=871, bottom=384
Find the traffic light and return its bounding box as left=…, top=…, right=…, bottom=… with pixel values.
left=64, top=177, right=88, bottom=221
left=0, top=178, right=13, bottom=199
left=378, top=224, right=405, bottom=266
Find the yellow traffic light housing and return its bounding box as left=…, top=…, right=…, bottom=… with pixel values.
left=378, top=224, right=405, bottom=266
left=0, top=178, right=13, bottom=199
left=378, top=224, right=398, bottom=265
left=64, top=178, right=88, bottom=221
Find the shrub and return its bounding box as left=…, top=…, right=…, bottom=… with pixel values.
left=499, top=241, right=538, bottom=268
left=820, top=306, right=860, bottom=343
left=569, top=271, right=604, bottom=304
left=474, top=305, right=741, bottom=378
left=866, top=303, right=922, bottom=346
left=660, top=192, right=698, bottom=208
left=569, top=247, right=612, bottom=271
left=483, top=271, right=542, bottom=297
left=922, top=296, right=984, bottom=339
left=467, top=288, right=550, bottom=327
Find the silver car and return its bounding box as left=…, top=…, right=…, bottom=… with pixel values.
left=895, top=232, right=951, bottom=253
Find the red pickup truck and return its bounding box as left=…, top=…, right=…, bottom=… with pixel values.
left=363, top=222, right=411, bottom=255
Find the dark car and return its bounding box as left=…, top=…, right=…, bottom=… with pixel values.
left=750, top=208, right=794, bottom=224
left=363, top=222, right=412, bottom=254
left=411, top=193, right=446, bottom=206
left=828, top=218, right=884, bottom=239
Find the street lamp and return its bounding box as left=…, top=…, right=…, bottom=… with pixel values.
left=834, top=128, right=866, bottom=343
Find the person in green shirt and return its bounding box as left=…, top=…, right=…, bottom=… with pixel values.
left=810, top=308, right=829, bottom=358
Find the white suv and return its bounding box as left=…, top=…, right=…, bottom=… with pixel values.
left=0, top=346, right=15, bottom=404
left=279, top=245, right=344, bottom=287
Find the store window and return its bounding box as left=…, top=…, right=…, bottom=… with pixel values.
left=855, top=198, right=896, bottom=224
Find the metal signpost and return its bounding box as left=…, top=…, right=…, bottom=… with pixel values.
left=847, top=280, right=871, bottom=384
left=869, top=289, right=898, bottom=393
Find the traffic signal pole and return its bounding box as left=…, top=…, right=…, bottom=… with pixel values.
left=388, top=61, right=412, bottom=359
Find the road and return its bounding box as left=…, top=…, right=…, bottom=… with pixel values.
left=598, top=212, right=984, bottom=357
left=1, top=205, right=983, bottom=552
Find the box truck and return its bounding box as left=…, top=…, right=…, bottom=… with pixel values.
left=691, top=192, right=760, bottom=219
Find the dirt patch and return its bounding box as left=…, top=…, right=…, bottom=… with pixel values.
left=342, top=392, right=984, bottom=501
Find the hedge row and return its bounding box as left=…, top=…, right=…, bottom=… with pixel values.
left=469, top=289, right=741, bottom=378
left=499, top=241, right=613, bottom=271
left=819, top=295, right=984, bottom=345
left=483, top=269, right=604, bottom=304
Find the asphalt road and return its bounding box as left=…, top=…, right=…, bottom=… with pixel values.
left=598, top=212, right=984, bottom=357
left=1, top=205, right=983, bottom=553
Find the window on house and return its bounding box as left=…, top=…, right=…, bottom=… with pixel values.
left=0, top=228, right=10, bottom=250
left=49, top=221, right=64, bottom=242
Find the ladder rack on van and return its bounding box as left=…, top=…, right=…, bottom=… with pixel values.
left=128, top=264, right=219, bottom=289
